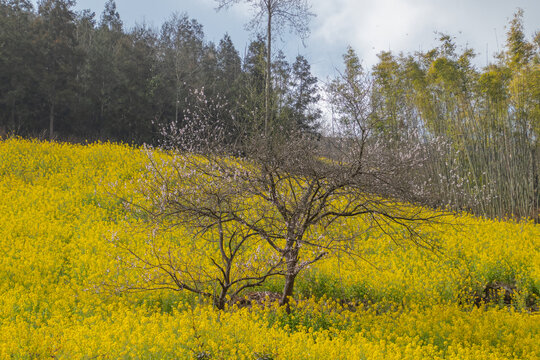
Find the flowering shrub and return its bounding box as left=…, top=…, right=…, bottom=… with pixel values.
left=0, top=139, right=538, bottom=359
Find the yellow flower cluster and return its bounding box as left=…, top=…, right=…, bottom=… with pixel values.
left=301, top=211, right=540, bottom=306
left=0, top=139, right=538, bottom=359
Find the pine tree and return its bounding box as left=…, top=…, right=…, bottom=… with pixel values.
left=289, top=54, right=320, bottom=133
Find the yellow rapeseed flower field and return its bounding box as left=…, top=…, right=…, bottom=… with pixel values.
left=0, top=138, right=538, bottom=359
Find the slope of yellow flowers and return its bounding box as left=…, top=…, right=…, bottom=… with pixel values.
left=0, top=138, right=538, bottom=359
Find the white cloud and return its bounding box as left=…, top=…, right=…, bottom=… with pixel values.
left=311, top=0, right=440, bottom=66
left=309, top=0, right=539, bottom=71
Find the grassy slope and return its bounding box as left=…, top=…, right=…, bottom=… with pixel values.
left=0, top=139, right=538, bottom=359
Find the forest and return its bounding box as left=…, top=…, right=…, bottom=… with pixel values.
left=0, top=0, right=321, bottom=143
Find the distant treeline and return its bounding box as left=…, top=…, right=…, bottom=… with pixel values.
left=0, top=0, right=321, bottom=143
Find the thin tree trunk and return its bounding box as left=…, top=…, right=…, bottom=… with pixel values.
left=175, top=60, right=180, bottom=124
left=175, top=91, right=179, bottom=124
left=532, top=144, right=539, bottom=222
left=49, top=101, right=55, bottom=140
left=265, top=10, right=272, bottom=136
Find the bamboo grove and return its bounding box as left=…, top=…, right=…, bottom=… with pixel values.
left=363, top=11, right=539, bottom=220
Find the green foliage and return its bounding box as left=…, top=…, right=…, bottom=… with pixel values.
left=0, top=1, right=319, bottom=143
left=338, top=9, right=539, bottom=220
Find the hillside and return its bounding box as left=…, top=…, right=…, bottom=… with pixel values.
left=0, top=139, right=539, bottom=359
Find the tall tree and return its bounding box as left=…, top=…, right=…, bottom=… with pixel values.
left=113, top=24, right=158, bottom=143
left=36, top=0, right=80, bottom=139
left=504, top=9, right=539, bottom=218
left=216, top=34, right=243, bottom=139
left=241, top=35, right=267, bottom=134
left=200, top=42, right=219, bottom=96
left=72, top=8, right=96, bottom=137
left=327, top=46, right=372, bottom=138
left=0, top=0, right=38, bottom=134
left=288, top=54, right=320, bottom=133
left=217, top=34, right=242, bottom=87
left=371, top=51, right=414, bottom=140
left=83, top=0, right=124, bottom=139
left=216, top=0, right=314, bottom=136
left=157, top=13, right=204, bottom=125
left=100, top=0, right=121, bottom=32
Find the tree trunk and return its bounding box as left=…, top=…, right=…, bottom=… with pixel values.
left=213, top=282, right=230, bottom=310
left=265, top=10, right=272, bottom=136
left=49, top=101, right=55, bottom=140
left=532, top=144, right=539, bottom=223
left=214, top=293, right=226, bottom=310
left=280, top=246, right=298, bottom=311
left=280, top=271, right=296, bottom=307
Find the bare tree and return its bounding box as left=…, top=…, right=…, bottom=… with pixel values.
left=227, top=136, right=441, bottom=306
left=114, top=87, right=443, bottom=309
left=215, top=0, right=314, bottom=135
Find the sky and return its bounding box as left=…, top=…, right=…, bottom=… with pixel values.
left=34, top=0, right=540, bottom=82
